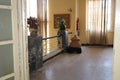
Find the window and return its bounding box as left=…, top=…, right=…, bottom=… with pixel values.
left=86, top=0, right=115, bottom=32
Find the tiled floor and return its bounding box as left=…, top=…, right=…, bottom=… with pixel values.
left=30, top=46, right=113, bottom=80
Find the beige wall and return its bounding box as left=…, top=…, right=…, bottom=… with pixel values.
left=113, top=0, right=120, bottom=80
left=48, top=0, right=76, bottom=44
left=79, top=0, right=87, bottom=44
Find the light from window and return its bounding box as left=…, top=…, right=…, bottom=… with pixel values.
left=107, top=0, right=112, bottom=31
left=27, top=0, right=37, bottom=18
left=86, top=0, right=113, bottom=32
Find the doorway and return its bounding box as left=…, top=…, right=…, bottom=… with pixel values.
left=25, top=0, right=114, bottom=79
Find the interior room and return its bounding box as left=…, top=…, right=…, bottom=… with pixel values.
left=27, top=0, right=114, bottom=80
left=1, top=0, right=120, bottom=80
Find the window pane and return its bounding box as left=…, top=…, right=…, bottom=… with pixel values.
left=0, top=44, right=14, bottom=77
left=0, top=0, right=11, bottom=5
left=0, top=9, right=12, bottom=41
left=6, top=77, right=14, bottom=80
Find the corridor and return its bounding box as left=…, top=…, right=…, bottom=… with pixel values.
left=30, top=46, right=113, bottom=80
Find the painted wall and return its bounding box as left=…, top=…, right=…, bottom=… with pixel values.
left=79, top=0, right=87, bottom=44
left=48, top=0, right=76, bottom=45
left=113, top=0, right=120, bottom=79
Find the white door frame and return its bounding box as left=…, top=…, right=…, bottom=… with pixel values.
left=17, top=0, right=29, bottom=80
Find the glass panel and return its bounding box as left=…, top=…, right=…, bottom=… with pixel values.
left=6, top=77, right=14, bottom=80
left=0, top=9, right=12, bottom=41
left=0, top=0, right=11, bottom=5
left=0, top=44, right=14, bottom=77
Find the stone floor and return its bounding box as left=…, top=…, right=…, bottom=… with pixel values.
left=30, top=46, right=113, bottom=80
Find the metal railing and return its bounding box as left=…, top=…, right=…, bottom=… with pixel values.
left=42, top=35, right=61, bottom=57
left=28, top=31, right=72, bottom=71
left=42, top=32, right=72, bottom=58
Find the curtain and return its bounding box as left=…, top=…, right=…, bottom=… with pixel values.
left=86, top=0, right=115, bottom=45
left=37, top=0, right=47, bottom=37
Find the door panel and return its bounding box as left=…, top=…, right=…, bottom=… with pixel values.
left=0, top=0, right=11, bottom=5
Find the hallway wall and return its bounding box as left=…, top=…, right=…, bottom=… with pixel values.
left=48, top=0, right=76, bottom=42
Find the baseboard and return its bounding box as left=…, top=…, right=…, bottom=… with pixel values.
left=81, top=44, right=113, bottom=47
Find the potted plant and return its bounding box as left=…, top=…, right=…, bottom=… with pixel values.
left=56, top=17, right=67, bottom=49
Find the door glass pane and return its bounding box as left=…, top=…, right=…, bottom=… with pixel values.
left=0, top=9, right=12, bottom=41
left=0, top=0, right=11, bottom=5
left=0, top=44, right=14, bottom=77
left=6, top=77, right=14, bottom=80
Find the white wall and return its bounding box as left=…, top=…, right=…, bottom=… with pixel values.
left=113, top=0, right=120, bottom=80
